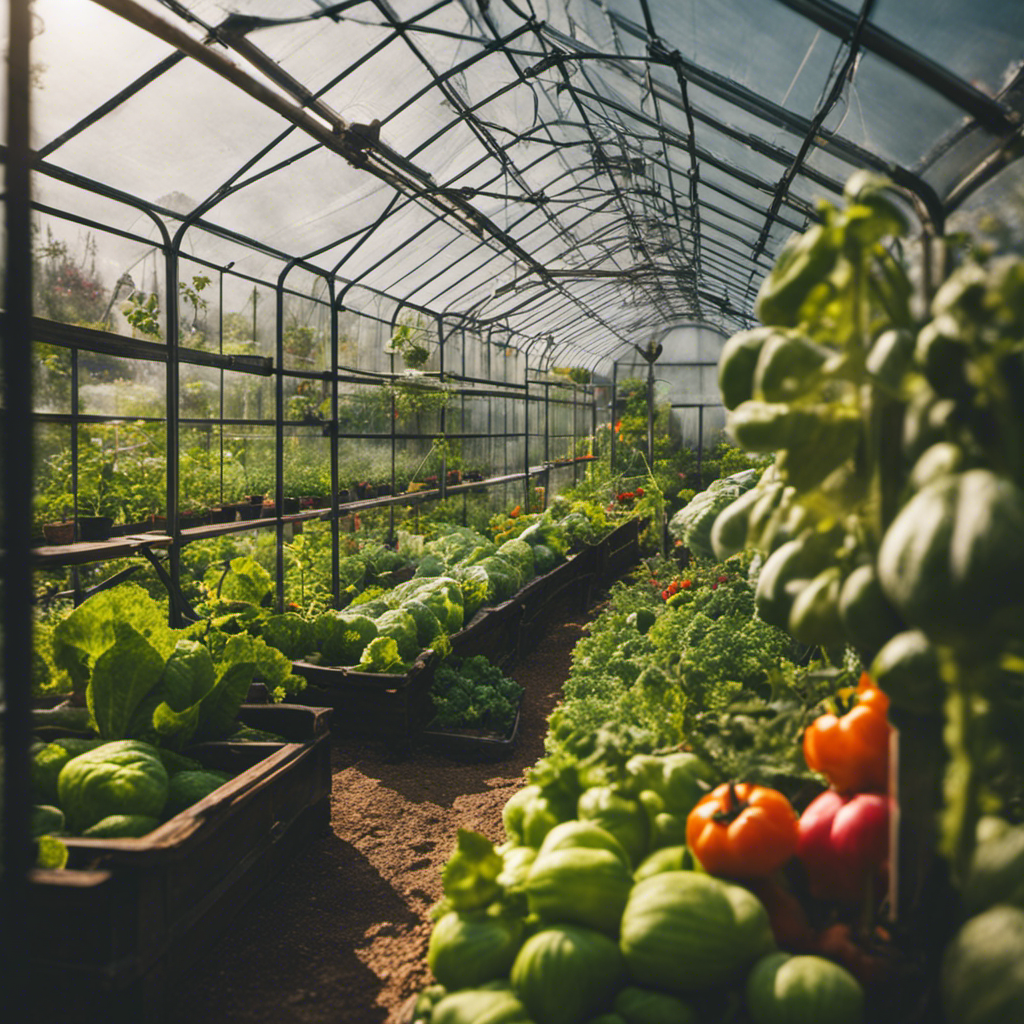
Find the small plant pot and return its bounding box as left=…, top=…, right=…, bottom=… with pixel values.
left=147, top=514, right=168, bottom=532
left=246, top=494, right=265, bottom=506
left=376, top=484, right=393, bottom=497
left=336, top=489, right=350, bottom=506
left=282, top=497, right=301, bottom=515
left=446, top=470, right=462, bottom=486
left=208, top=506, right=234, bottom=524
left=43, top=521, right=76, bottom=545
left=229, top=502, right=260, bottom=522
left=259, top=502, right=278, bottom=519
left=77, top=516, right=114, bottom=542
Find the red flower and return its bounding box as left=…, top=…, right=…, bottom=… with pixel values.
left=635, top=487, right=645, bottom=497
left=718, top=575, right=730, bottom=583
left=680, top=579, right=693, bottom=589
left=661, top=590, right=670, bottom=601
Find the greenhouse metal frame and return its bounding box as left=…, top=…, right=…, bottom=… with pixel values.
left=3, top=0, right=1024, bottom=1007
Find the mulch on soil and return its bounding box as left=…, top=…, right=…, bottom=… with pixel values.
left=171, top=599, right=595, bottom=1024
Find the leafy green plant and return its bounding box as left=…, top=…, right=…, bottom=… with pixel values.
left=430, top=655, right=524, bottom=735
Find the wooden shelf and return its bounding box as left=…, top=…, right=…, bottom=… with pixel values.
left=32, top=532, right=172, bottom=567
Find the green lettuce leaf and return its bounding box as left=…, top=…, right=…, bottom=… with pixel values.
left=86, top=622, right=166, bottom=740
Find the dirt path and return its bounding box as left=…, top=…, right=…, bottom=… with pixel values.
left=172, top=600, right=593, bottom=1024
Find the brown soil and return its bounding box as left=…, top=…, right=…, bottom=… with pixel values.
left=171, top=600, right=594, bottom=1024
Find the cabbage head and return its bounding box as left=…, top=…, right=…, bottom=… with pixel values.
left=451, top=565, right=494, bottom=619
left=374, top=608, right=421, bottom=661
left=316, top=612, right=378, bottom=666
left=532, top=544, right=558, bottom=575
left=402, top=599, right=445, bottom=647
left=358, top=636, right=405, bottom=673
left=57, top=739, right=169, bottom=833
left=477, top=557, right=520, bottom=601
left=260, top=613, right=316, bottom=660
left=497, top=539, right=536, bottom=583
left=417, top=578, right=465, bottom=634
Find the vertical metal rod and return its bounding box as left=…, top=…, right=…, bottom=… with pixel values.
left=165, top=244, right=181, bottom=624
left=696, top=405, right=704, bottom=489
left=610, top=360, right=618, bottom=471
left=523, top=356, right=530, bottom=511
left=330, top=287, right=340, bottom=605
left=572, top=384, right=579, bottom=486
left=543, top=382, right=550, bottom=509
left=274, top=276, right=286, bottom=613
left=461, top=328, right=468, bottom=527
left=646, top=356, right=655, bottom=468
left=2, top=0, right=36, bottom=1002
left=218, top=269, right=224, bottom=502
left=438, top=314, right=447, bottom=509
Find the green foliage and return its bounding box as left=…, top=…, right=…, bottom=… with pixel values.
left=430, top=656, right=524, bottom=735
left=358, top=635, right=405, bottom=673
left=57, top=739, right=169, bottom=833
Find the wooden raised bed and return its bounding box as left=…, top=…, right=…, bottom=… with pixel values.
left=25, top=703, right=332, bottom=1024
left=290, top=650, right=439, bottom=749
left=287, top=516, right=645, bottom=749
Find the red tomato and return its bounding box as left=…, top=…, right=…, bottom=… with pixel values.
left=686, top=782, right=799, bottom=878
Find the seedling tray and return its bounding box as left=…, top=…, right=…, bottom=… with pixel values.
left=25, top=703, right=332, bottom=1024
left=420, top=697, right=522, bottom=762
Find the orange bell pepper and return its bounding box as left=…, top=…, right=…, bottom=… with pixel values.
left=803, top=673, right=890, bottom=794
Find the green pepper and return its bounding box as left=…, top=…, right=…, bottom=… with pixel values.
left=866, top=328, right=915, bottom=391
left=775, top=406, right=862, bottom=491
left=717, top=327, right=779, bottom=410
left=842, top=171, right=909, bottom=240
left=755, top=222, right=841, bottom=327
left=752, top=332, right=832, bottom=403
left=838, top=563, right=905, bottom=660
left=870, top=629, right=944, bottom=715
left=788, top=565, right=845, bottom=647
left=755, top=531, right=837, bottom=629
left=727, top=400, right=795, bottom=452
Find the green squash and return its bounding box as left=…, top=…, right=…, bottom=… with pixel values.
left=838, top=563, right=905, bottom=661
left=964, top=825, right=1024, bottom=917
left=877, top=470, right=1024, bottom=635
left=511, top=925, right=624, bottom=1024
left=428, top=910, right=523, bottom=991
left=658, top=752, right=715, bottom=816
left=942, top=905, right=1024, bottom=1024
left=746, top=953, right=863, bottom=1024
left=431, top=982, right=533, bottom=1024
left=619, top=871, right=775, bottom=994
left=633, top=845, right=693, bottom=882
left=537, top=821, right=631, bottom=869
left=525, top=847, right=633, bottom=935
left=614, top=986, right=696, bottom=1024
left=576, top=787, right=648, bottom=867
left=870, top=630, right=944, bottom=715
left=30, top=804, right=65, bottom=838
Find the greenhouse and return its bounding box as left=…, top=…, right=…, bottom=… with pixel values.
left=2, top=0, right=1024, bottom=1021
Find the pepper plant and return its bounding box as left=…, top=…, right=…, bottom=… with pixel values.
left=712, top=171, right=1024, bottom=891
